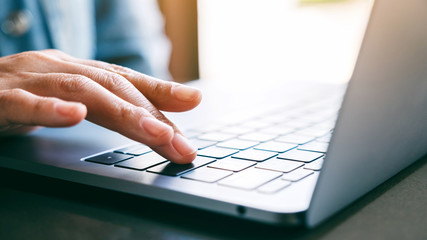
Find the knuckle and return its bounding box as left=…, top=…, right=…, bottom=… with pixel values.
left=0, top=91, right=12, bottom=107
left=98, top=72, right=137, bottom=96
left=11, top=50, right=58, bottom=64
left=20, top=51, right=47, bottom=60
left=148, top=80, right=166, bottom=95
left=31, top=97, right=45, bottom=113
left=26, top=100, right=45, bottom=126
left=108, top=63, right=134, bottom=75
left=55, top=74, right=93, bottom=93
left=40, top=49, right=61, bottom=54
left=41, top=49, right=71, bottom=59
left=3, top=88, right=26, bottom=96
left=104, top=73, right=129, bottom=90
left=0, top=89, right=26, bottom=105
left=144, top=102, right=161, bottom=117
left=113, top=103, right=137, bottom=122
left=0, top=89, right=28, bottom=125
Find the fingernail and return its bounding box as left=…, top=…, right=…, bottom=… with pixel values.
left=172, top=133, right=198, bottom=156
left=54, top=102, right=80, bottom=117
left=172, top=85, right=200, bottom=102
left=140, top=117, right=173, bottom=137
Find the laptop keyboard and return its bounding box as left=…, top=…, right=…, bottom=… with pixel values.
left=83, top=94, right=342, bottom=194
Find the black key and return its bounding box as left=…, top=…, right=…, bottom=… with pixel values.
left=114, top=152, right=168, bottom=170
left=84, top=152, right=132, bottom=165
left=114, top=144, right=151, bottom=156
left=147, top=156, right=215, bottom=176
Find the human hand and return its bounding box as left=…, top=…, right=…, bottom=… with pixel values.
left=0, top=50, right=202, bottom=164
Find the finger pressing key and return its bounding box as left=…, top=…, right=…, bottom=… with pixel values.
left=22, top=73, right=196, bottom=163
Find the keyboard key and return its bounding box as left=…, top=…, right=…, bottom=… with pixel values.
left=275, top=134, right=314, bottom=144
left=277, top=149, right=323, bottom=163
left=219, top=168, right=282, bottom=190
left=198, top=132, right=236, bottom=142
left=254, top=141, right=297, bottom=153
left=298, top=141, right=329, bottom=153
left=256, top=159, right=303, bottom=173
left=84, top=152, right=132, bottom=165
left=220, top=126, right=253, bottom=135
left=238, top=132, right=277, bottom=142
left=231, top=149, right=277, bottom=162
left=314, top=120, right=336, bottom=130
left=259, top=125, right=294, bottom=135
left=310, top=122, right=334, bottom=132
left=316, top=134, right=332, bottom=143
left=190, top=138, right=217, bottom=150
left=241, top=120, right=271, bottom=129
left=181, top=167, right=232, bottom=183
left=216, top=139, right=259, bottom=150
left=258, top=179, right=292, bottom=194
left=114, top=152, right=168, bottom=170
left=281, top=121, right=311, bottom=129
left=197, top=147, right=239, bottom=159
left=182, top=129, right=203, bottom=138
left=295, top=113, right=328, bottom=123
left=208, top=158, right=256, bottom=172
left=114, top=144, right=151, bottom=156
left=147, top=156, right=214, bottom=176
left=282, top=168, right=314, bottom=181
left=303, top=158, right=324, bottom=171
left=189, top=124, right=223, bottom=133
left=293, top=128, right=330, bottom=138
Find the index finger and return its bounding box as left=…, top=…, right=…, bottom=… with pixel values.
left=21, top=72, right=197, bottom=164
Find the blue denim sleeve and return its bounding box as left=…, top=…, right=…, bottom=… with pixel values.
left=0, top=0, right=171, bottom=79
left=94, top=0, right=171, bottom=79
left=0, top=0, right=54, bottom=56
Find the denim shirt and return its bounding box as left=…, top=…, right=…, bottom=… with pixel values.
left=0, top=0, right=171, bottom=79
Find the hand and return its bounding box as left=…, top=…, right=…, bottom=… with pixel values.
left=0, top=50, right=202, bottom=164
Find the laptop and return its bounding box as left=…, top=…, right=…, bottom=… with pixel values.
left=0, top=0, right=426, bottom=228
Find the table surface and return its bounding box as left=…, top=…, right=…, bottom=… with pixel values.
left=0, top=155, right=426, bottom=240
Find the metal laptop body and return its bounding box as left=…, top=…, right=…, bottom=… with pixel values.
left=0, top=0, right=426, bottom=227
left=306, top=0, right=427, bottom=227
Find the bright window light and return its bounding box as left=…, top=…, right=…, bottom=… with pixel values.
left=197, top=0, right=372, bottom=84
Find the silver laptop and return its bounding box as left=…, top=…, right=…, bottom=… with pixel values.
left=0, top=0, right=426, bottom=228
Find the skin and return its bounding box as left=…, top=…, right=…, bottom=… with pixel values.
left=0, top=49, right=202, bottom=164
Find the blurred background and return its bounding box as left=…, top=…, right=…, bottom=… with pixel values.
left=158, top=0, right=372, bottom=84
